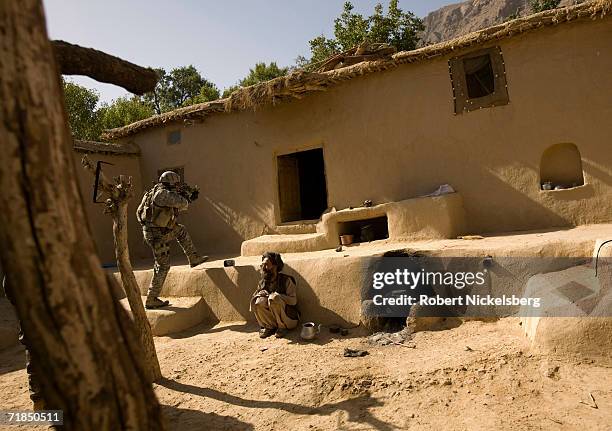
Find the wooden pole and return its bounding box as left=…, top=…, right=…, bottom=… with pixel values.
left=53, top=40, right=158, bottom=95
left=82, top=158, right=162, bottom=383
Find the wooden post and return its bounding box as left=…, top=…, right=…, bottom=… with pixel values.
left=82, top=158, right=162, bottom=382
left=52, top=40, right=158, bottom=95
left=0, top=1, right=164, bottom=428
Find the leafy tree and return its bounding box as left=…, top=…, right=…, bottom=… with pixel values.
left=63, top=66, right=221, bottom=140
left=222, top=62, right=289, bottom=97
left=144, top=66, right=220, bottom=114
left=529, top=0, right=561, bottom=12
left=62, top=80, right=103, bottom=140
left=98, top=96, right=154, bottom=130
left=301, top=0, right=424, bottom=69
left=63, top=80, right=156, bottom=139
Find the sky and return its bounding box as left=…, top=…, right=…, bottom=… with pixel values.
left=44, top=0, right=456, bottom=103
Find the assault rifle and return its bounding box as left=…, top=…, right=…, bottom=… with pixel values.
left=176, top=182, right=200, bottom=203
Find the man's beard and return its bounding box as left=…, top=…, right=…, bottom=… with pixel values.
left=262, top=270, right=274, bottom=281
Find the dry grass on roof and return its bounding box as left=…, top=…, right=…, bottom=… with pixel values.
left=226, top=0, right=611, bottom=111
left=73, top=139, right=140, bottom=155
left=102, top=0, right=611, bottom=141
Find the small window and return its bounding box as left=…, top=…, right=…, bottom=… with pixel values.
left=464, top=55, right=494, bottom=99
left=157, top=166, right=184, bottom=182
left=167, top=130, right=181, bottom=145
left=540, top=143, right=584, bottom=190
left=449, top=46, right=509, bottom=114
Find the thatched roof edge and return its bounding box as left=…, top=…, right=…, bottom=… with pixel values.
left=73, top=139, right=141, bottom=155
left=102, top=0, right=611, bottom=141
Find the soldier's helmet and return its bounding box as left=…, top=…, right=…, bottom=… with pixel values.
left=159, top=171, right=181, bottom=185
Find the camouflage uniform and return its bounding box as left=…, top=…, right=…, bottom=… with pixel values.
left=139, top=179, right=205, bottom=303
left=2, top=278, right=43, bottom=406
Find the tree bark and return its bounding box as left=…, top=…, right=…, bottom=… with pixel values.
left=0, top=1, right=164, bottom=429
left=53, top=40, right=158, bottom=95
left=82, top=158, right=162, bottom=383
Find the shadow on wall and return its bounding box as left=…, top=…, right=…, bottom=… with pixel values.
left=478, top=141, right=612, bottom=230
left=583, top=158, right=612, bottom=187
left=205, top=265, right=258, bottom=321
left=203, top=263, right=353, bottom=327
left=478, top=162, right=571, bottom=231
left=285, top=264, right=354, bottom=328
left=198, top=198, right=272, bottom=254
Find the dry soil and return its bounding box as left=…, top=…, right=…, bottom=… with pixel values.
left=1, top=318, right=611, bottom=430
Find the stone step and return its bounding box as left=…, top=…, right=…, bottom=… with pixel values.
left=273, top=222, right=318, bottom=235
left=241, top=232, right=329, bottom=256
left=120, top=296, right=209, bottom=336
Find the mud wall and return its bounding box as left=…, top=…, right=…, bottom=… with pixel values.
left=73, top=151, right=150, bottom=264
left=123, top=17, right=612, bottom=255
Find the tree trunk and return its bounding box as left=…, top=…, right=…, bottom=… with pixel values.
left=82, top=161, right=162, bottom=383
left=113, top=193, right=163, bottom=382
left=0, top=1, right=164, bottom=429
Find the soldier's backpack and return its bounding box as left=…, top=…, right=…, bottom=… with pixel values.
left=136, top=184, right=160, bottom=225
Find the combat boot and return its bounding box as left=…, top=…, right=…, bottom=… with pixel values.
left=145, top=297, right=170, bottom=309
left=189, top=255, right=209, bottom=268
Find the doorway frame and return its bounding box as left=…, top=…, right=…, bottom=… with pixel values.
left=273, top=142, right=329, bottom=226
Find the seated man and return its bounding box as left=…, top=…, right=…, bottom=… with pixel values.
left=251, top=252, right=299, bottom=338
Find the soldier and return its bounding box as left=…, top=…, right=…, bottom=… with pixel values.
left=2, top=277, right=44, bottom=410
left=251, top=252, right=300, bottom=338
left=137, top=171, right=207, bottom=309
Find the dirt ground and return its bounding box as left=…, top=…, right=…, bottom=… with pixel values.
left=0, top=318, right=610, bottom=431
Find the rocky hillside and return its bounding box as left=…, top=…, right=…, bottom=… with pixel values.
left=420, top=0, right=578, bottom=46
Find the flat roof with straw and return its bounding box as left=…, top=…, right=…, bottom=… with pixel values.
left=102, top=0, right=611, bottom=141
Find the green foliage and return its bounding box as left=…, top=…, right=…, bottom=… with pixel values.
left=63, top=81, right=154, bottom=140
left=62, top=80, right=103, bottom=141
left=63, top=65, right=220, bottom=139
left=98, top=97, right=154, bottom=131
left=306, top=35, right=343, bottom=68
left=304, top=0, right=424, bottom=68
left=529, top=0, right=561, bottom=13
left=143, top=66, right=220, bottom=114
left=222, top=62, right=289, bottom=98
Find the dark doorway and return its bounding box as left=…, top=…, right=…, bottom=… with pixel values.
left=277, top=148, right=328, bottom=223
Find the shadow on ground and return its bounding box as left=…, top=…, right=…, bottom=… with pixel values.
left=162, top=404, right=254, bottom=430
left=167, top=321, right=251, bottom=339
left=158, top=378, right=396, bottom=431
left=168, top=320, right=367, bottom=346
left=0, top=345, right=26, bottom=376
